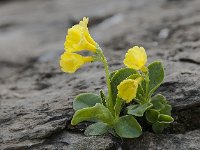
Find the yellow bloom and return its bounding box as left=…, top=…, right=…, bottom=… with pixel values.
left=117, top=78, right=142, bottom=103
left=60, top=52, right=93, bottom=73
left=64, top=17, right=97, bottom=53
left=124, top=46, right=147, bottom=70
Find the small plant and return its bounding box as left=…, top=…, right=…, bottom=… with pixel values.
left=60, top=17, right=174, bottom=138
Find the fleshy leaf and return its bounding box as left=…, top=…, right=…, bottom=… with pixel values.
left=152, top=122, right=166, bottom=133
left=114, top=115, right=142, bottom=138
left=145, top=109, right=159, bottom=123
left=84, top=122, right=109, bottom=136
left=148, top=62, right=164, bottom=94
left=71, top=103, right=114, bottom=125
left=158, top=114, right=174, bottom=123
left=73, top=93, right=101, bottom=111
left=151, top=94, right=166, bottom=111
left=127, top=103, right=153, bottom=117
left=160, top=104, right=172, bottom=116
left=111, top=68, right=138, bottom=102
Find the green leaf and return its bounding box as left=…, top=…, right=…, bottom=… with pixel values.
left=127, top=103, right=153, bottom=117
left=145, top=109, right=159, bottom=123
left=151, top=94, right=167, bottom=104
left=148, top=61, right=164, bottom=94
left=152, top=122, right=166, bottom=133
left=151, top=94, right=166, bottom=111
left=108, top=128, right=118, bottom=137
left=71, top=103, right=114, bottom=125
left=151, top=94, right=172, bottom=116
left=114, top=97, right=123, bottom=117
left=109, top=70, right=117, bottom=80
left=136, top=84, right=145, bottom=100
left=111, top=68, right=138, bottom=102
left=114, top=115, right=142, bottom=138
left=73, top=93, right=101, bottom=111
left=127, top=74, right=141, bottom=80
left=141, top=79, right=146, bottom=94
left=158, top=114, right=174, bottom=123
left=84, top=122, right=109, bottom=136
left=160, top=104, right=172, bottom=116
left=100, top=90, right=106, bottom=106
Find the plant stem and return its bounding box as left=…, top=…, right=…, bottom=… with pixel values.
left=96, top=47, right=114, bottom=114
left=145, top=73, right=150, bottom=102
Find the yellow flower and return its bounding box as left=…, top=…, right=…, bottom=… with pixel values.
left=60, top=52, right=93, bottom=73
left=124, top=46, right=147, bottom=70
left=117, top=78, right=142, bottom=103
left=64, top=17, right=97, bottom=53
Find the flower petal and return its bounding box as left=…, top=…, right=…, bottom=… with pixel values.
left=60, top=52, right=93, bottom=73
left=64, top=17, right=97, bottom=53
left=124, top=46, right=147, bottom=70
left=117, top=78, right=142, bottom=103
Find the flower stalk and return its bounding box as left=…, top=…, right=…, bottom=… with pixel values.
left=96, top=47, right=114, bottom=114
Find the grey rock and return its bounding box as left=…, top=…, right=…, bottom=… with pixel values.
left=159, top=71, right=200, bottom=110
left=43, top=131, right=116, bottom=150
left=123, top=130, right=200, bottom=150
left=157, top=71, right=200, bottom=133
left=158, top=28, right=170, bottom=39
left=0, top=0, right=200, bottom=149
left=0, top=92, right=72, bottom=149
left=168, top=41, right=200, bottom=64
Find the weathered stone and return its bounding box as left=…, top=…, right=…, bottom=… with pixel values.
left=0, top=0, right=200, bottom=149
left=159, top=71, right=200, bottom=110
left=123, top=130, right=200, bottom=150
left=156, top=71, right=200, bottom=133
left=36, top=131, right=116, bottom=150
left=0, top=92, right=72, bottom=149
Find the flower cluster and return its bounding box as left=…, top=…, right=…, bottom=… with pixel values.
left=60, top=17, right=173, bottom=138
left=60, top=17, right=97, bottom=73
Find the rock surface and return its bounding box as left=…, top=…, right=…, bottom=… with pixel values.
left=0, top=0, right=200, bottom=149
left=123, top=129, right=200, bottom=150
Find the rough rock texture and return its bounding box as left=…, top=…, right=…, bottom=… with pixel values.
left=0, top=0, right=200, bottom=149
left=158, top=71, right=200, bottom=133
left=35, top=131, right=116, bottom=150
left=123, top=130, right=200, bottom=150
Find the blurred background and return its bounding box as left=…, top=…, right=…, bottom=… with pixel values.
left=0, top=0, right=199, bottom=79
left=0, top=0, right=146, bottom=78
